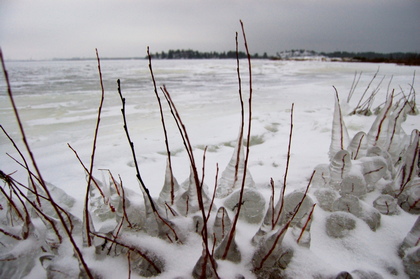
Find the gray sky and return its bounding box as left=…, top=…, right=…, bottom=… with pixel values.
left=1, top=0, right=419, bottom=60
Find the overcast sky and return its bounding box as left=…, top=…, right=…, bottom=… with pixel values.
left=1, top=0, right=419, bottom=60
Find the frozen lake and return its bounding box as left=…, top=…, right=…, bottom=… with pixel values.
left=2, top=59, right=418, bottom=197
left=1, top=58, right=419, bottom=278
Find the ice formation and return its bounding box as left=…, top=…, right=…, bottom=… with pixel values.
left=216, top=131, right=255, bottom=199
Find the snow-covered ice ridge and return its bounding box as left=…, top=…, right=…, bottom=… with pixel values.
left=1, top=58, right=419, bottom=278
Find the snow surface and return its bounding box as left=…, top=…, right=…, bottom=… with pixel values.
left=1, top=59, right=419, bottom=278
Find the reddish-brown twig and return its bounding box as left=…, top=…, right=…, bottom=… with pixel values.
left=83, top=49, right=106, bottom=247
left=117, top=80, right=181, bottom=243
left=297, top=203, right=316, bottom=244
left=160, top=85, right=218, bottom=277
left=147, top=47, right=177, bottom=205
left=255, top=170, right=315, bottom=271
left=222, top=19, right=252, bottom=260
left=91, top=232, right=162, bottom=274
left=273, top=103, right=295, bottom=229
left=68, top=144, right=106, bottom=200
left=206, top=164, right=219, bottom=222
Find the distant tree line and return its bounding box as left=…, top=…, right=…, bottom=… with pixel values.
left=149, top=49, right=268, bottom=59
left=148, top=49, right=419, bottom=65
left=320, top=51, right=420, bottom=66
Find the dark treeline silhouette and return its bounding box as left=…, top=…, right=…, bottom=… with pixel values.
left=320, top=51, right=420, bottom=65
left=50, top=49, right=419, bottom=65
left=148, top=49, right=419, bottom=65
left=149, top=49, right=268, bottom=59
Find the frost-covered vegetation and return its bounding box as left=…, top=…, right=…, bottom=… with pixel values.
left=1, top=24, right=419, bottom=278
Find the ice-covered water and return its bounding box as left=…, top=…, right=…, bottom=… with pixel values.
left=1, top=59, right=419, bottom=278
left=2, top=59, right=417, bottom=194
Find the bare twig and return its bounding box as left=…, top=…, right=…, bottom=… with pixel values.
left=83, top=49, right=106, bottom=248
left=117, top=79, right=156, bottom=212
left=0, top=125, right=42, bottom=207
left=148, top=47, right=176, bottom=205
left=255, top=170, right=315, bottom=271
left=68, top=143, right=105, bottom=200
left=206, top=164, right=219, bottom=222
left=118, top=174, right=133, bottom=227
left=118, top=77, right=181, bottom=243
left=297, top=203, right=316, bottom=244
left=222, top=20, right=252, bottom=260
left=91, top=232, right=162, bottom=274
left=160, top=85, right=218, bottom=277
left=273, top=103, right=294, bottom=228
left=234, top=31, right=245, bottom=187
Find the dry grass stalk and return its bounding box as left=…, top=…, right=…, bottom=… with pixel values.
left=347, top=71, right=363, bottom=103
left=351, top=67, right=379, bottom=115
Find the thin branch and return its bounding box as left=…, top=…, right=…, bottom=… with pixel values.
left=91, top=232, right=162, bottom=274
left=117, top=79, right=156, bottom=212
left=206, top=163, right=219, bottom=222
left=234, top=31, right=245, bottom=187
left=273, top=103, right=294, bottom=228
left=255, top=170, right=315, bottom=271
left=83, top=48, right=106, bottom=247
left=118, top=79, right=181, bottom=243
left=148, top=47, right=176, bottom=205
left=222, top=20, right=252, bottom=260
left=160, top=85, right=218, bottom=277
left=68, top=144, right=105, bottom=200
left=297, top=203, right=316, bottom=244
left=0, top=125, right=42, bottom=207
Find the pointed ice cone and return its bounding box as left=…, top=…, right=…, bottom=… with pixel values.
left=192, top=247, right=218, bottom=279
left=399, top=216, right=420, bottom=257
left=213, top=207, right=232, bottom=246
left=143, top=186, right=185, bottom=243
left=329, top=91, right=350, bottom=161
left=214, top=231, right=242, bottom=263
left=216, top=131, right=255, bottom=198
left=176, top=166, right=210, bottom=216
left=347, top=131, right=368, bottom=160
left=252, top=198, right=275, bottom=245
left=329, top=150, right=352, bottom=188
left=394, top=129, right=419, bottom=195
left=387, top=101, right=410, bottom=158
left=367, top=94, right=393, bottom=149
left=158, top=159, right=180, bottom=206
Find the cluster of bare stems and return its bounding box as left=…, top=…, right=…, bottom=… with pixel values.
left=0, top=20, right=317, bottom=278
left=348, top=69, right=417, bottom=116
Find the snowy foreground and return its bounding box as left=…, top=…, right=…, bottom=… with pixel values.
left=1, top=59, right=419, bottom=278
